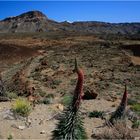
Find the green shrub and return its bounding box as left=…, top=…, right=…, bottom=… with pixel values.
left=128, top=98, right=137, bottom=105
left=61, top=95, right=72, bottom=106
left=12, top=98, right=31, bottom=117
left=42, top=97, right=53, bottom=105
left=7, top=134, right=13, bottom=140
left=39, top=91, right=46, bottom=97
left=88, top=110, right=104, bottom=118
left=53, top=79, right=62, bottom=86
left=43, top=98, right=52, bottom=104
left=70, top=79, right=77, bottom=85
left=7, top=92, right=18, bottom=99
left=132, top=120, right=140, bottom=128
left=46, top=94, right=54, bottom=98
left=130, top=103, right=140, bottom=114
left=40, top=94, right=54, bottom=105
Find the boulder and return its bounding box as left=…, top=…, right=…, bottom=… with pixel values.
left=83, top=88, right=98, bottom=100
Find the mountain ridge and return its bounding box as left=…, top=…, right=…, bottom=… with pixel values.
left=0, top=10, right=140, bottom=34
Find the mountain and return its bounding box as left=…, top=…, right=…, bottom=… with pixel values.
left=71, top=21, right=140, bottom=34
left=0, top=10, right=140, bottom=34
left=0, top=11, right=61, bottom=33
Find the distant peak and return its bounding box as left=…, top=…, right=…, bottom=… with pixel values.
left=3, top=10, right=48, bottom=21
left=19, top=11, right=48, bottom=18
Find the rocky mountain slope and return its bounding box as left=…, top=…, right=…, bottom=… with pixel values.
left=0, top=11, right=61, bottom=33
left=0, top=10, right=140, bottom=34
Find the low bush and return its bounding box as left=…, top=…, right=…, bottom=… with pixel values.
left=7, top=92, right=18, bottom=99
left=92, top=121, right=140, bottom=139
left=132, top=120, right=140, bottom=128
left=88, top=110, right=104, bottom=118
left=128, top=98, right=137, bottom=105
left=52, top=79, right=62, bottom=86
left=130, top=103, right=140, bottom=115
left=7, top=134, right=13, bottom=140
left=12, top=98, right=31, bottom=117
left=40, top=94, right=54, bottom=105
left=61, top=94, right=72, bottom=106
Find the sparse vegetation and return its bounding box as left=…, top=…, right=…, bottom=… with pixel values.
left=52, top=79, right=62, bottom=86
left=128, top=98, right=137, bottom=105
left=39, top=91, right=46, bottom=97
left=7, top=92, right=18, bottom=99
left=93, top=121, right=140, bottom=139
left=61, top=94, right=72, bottom=106
left=12, top=98, right=31, bottom=117
left=42, top=98, right=52, bottom=104
left=40, top=94, right=55, bottom=105
left=130, top=103, right=140, bottom=115
left=88, top=110, right=104, bottom=118
left=132, top=120, right=140, bottom=128
left=7, top=134, right=13, bottom=140
left=46, top=93, right=55, bottom=99
left=70, top=79, right=76, bottom=85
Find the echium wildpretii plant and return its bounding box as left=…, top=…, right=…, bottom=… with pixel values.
left=52, top=59, right=87, bottom=140
left=109, top=83, right=128, bottom=125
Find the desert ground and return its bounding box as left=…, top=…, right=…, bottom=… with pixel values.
left=0, top=32, right=139, bottom=139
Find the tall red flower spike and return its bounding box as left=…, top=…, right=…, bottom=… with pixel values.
left=109, top=83, right=128, bottom=125
left=52, top=58, right=87, bottom=140
left=72, top=58, right=84, bottom=112
left=120, top=84, right=128, bottom=107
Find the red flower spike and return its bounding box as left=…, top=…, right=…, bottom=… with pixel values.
left=72, top=58, right=84, bottom=111
left=109, top=83, right=128, bottom=125
left=51, top=59, right=87, bottom=140
left=120, top=84, right=128, bottom=107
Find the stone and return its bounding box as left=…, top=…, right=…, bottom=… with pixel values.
left=41, top=60, right=48, bottom=65
left=53, top=104, right=64, bottom=111
left=57, top=104, right=64, bottom=111
left=25, top=118, right=32, bottom=127
left=39, top=119, right=44, bottom=125
left=3, top=114, right=14, bottom=120
left=110, top=95, right=118, bottom=102
left=56, top=104, right=64, bottom=111
left=18, top=125, right=26, bottom=130
left=40, top=130, right=45, bottom=134
left=83, top=89, right=98, bottom=100
left=3, top=109, right=15, bottom=120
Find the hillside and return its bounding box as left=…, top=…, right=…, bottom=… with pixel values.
left=0, top=33, right=139, bottom=139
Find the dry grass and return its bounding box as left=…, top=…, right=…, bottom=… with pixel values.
left=93, top=121, right=140, bottom=139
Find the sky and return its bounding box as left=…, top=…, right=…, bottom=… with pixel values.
left=0, top=1, right=140, bottom=23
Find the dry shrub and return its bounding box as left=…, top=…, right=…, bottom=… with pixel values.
left=93, top=121, right=140, bottom=139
